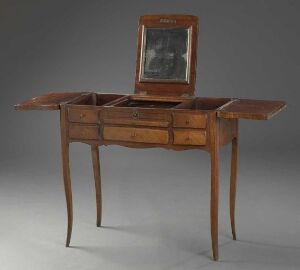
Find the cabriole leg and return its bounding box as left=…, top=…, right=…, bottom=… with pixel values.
left=61, top=142, right=73, bottom=247
left=210, top=115, right=220, bottom=261
left=230, top=136, right=238, bottom=240
left=60, top=106, right=73, bottom=247
left=91, top=145, right=102, bottom=227
left=210, top=148, right=219, bottom=261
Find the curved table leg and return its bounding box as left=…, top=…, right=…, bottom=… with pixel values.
left=91, top=145, right=102, bottom=227
left=210, top=148, right=219, bottom=261
left=210, top=116, right=219, bottom=261
left=61, top=141, right=73, bottom=247
left=60, top=106, right=73, bottom=247
left=230, top=136, right=238, bottom=240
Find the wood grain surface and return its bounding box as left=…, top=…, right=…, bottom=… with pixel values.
left=218, top=99, right=286, bottom=120
left=15, top=92, right=85, bottom=110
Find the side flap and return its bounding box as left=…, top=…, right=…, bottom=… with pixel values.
left=14, top=92, right=86, bottom=111
left=217, top=99, right=286, bottom=120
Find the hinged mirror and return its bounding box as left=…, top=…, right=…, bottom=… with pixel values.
left=134, top=15, right=199, bottom=97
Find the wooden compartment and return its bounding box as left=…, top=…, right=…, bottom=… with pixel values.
left=70, top=93, right=125, bottom=106
left=113, top=97, right=182, bottom=108
left=67, top=93, right=126, bottom=123
left=176, top=97, right=231, bottom=110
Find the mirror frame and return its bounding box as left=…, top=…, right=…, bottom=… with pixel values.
left=134, top=15, right=198, bottom=97
left=139, top=27, right=191, bottom=83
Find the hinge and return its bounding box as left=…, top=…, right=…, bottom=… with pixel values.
left=181, top=93, right=190, bottom=97
left=139, top=91, right=147, bottom=95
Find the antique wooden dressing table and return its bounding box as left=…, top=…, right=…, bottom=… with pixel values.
left=15, top=15, right=286, bottom=261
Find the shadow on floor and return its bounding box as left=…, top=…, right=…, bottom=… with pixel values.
left=70, top=225, right=300, bottom=269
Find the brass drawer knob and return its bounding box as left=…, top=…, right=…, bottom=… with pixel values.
left=132, top=111, right=139, bottom=120
left=79, top=113, right=85, bottom=119
left=185, top=119, right=190, bottom=125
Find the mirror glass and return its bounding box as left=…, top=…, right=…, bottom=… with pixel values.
left=140, top=28, right=190, bottom=82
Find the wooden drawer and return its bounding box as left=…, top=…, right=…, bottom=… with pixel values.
left=173, top=113, right=207, bottom=128
left=68, top=108, right=98, bottom=123
left=69, top=124, right=99, bottom=140
left=173, top=130, right=206, bottom=146
left=103, top=126, right=169, bottom=144
left=103, top=108, right=170, bottom=127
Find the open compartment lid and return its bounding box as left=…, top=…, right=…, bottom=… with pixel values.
left=218, top=99, right=286, bottom=120
left=14, top=92, right=86, bottom=110
left=134, top=15, right=198, bottom=97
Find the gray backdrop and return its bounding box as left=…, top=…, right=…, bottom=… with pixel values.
left=1, top=1, right=299, bottom=270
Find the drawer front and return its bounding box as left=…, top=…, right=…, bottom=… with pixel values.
left=173, top=113, right=207, bottom=128
left=69, top=124, right=99, bottom=140
left=68, top=108, right=98, bottom=123
left=103, top=118, right=169, bottom=127
left=173, top=130, right=206, bottom=146
left=103, top=109, right=170, bottom=127
left=103, top=126, right=169, bottom=144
